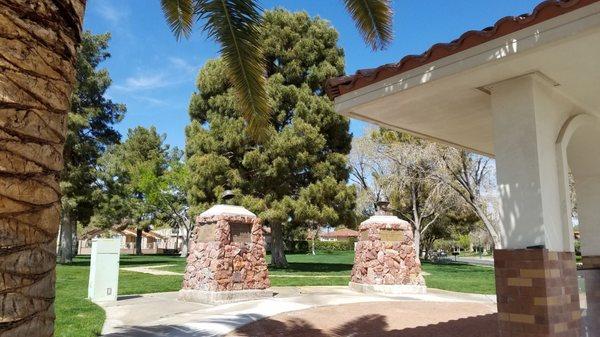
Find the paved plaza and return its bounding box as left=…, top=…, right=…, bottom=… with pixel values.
left=99, top=286, right=497, bottom=337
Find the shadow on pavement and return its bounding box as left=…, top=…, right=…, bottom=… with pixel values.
left=232, top=313, right=499, bottom=337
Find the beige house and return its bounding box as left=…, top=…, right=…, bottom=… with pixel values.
left=78, top=227, right=168, bottom=255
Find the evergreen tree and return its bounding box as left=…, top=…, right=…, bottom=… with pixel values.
left=58, top=32, right=126, bottom=263
left=93, top=126, right=169, bottom=255
left=186, top=9, right=355, bottom=267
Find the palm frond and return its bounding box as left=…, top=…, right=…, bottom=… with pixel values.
left=342, top=0, right=393, bottom=50
left=197, top=0, right=271, bottom=141
left=161, top=0, right=195, bottom=40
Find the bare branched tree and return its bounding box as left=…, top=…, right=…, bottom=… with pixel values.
left=350, top=130, right=461, bottom=255
left=432, top=148, right=503, bottom=248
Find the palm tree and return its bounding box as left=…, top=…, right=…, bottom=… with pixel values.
left=161, top=0, right=393, bottom=140
left=0, top=1, right=85, bottom=336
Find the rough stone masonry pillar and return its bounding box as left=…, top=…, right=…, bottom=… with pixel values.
left=349, top=199, right=426, bottom=294
left=179, top=204, right=272, bottom=304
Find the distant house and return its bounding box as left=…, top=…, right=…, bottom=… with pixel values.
left=319, top=228, right=359, bottom=242
left=78, top=227, right=168, bottom=255
left=153, top=227, right=189, bottom=252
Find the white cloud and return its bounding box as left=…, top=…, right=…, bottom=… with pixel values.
left=169, top=57, right=198, bottom=75
left=133, top=95, right=168, bottom=106
left=114, top=73, right=170, bottom=91
left=114, top=57, right=199, bottom=92
left=95, top=0, right=128, bottom=24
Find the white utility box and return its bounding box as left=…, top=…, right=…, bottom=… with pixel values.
left=88, top=238, right=120, bottom=302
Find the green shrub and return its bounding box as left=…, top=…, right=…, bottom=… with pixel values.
left=315, top=240, right=355, bottom=252
left=285, top=240, right=310, bottom=254
left=574, top=239, right=581, bottom=256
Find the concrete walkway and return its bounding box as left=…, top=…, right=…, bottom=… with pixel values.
left=121, top=265, right=184, bottom=276
left=99, top=287, right=497, bottom=337
left=454, top=256, right=494, bottom=267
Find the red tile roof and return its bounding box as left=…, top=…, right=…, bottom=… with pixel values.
left=321, top=228, right=360, bottom=238
left=326, top=0, right=598, bottom=99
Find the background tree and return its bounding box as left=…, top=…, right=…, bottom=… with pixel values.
left=92, top=126, right=169, bottom=255
left=58, top=31, right=126, bottom=264
left=0, top=1, right=85, bottom=335
left=432, top=148, right=503, bottom=248
left=294, top=177, right=356, bottom=255
left=161, top=0, right=393, bottom=139
left=186, top=9, right=354, bottom=267
left=349, top=129, right=386, bottom=219
left=137, top=148, right=193, bottom=257
left=350, top=130, right=460, bottom=255
left=424, top=206, right=480, bottom=257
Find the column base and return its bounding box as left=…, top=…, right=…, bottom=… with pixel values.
left=579, top=268, right=600, bottom=336
left=178, top=288, right=273, bottom=305
left=494, top=249, right=581, bottom=337
left=349, top=282, right=426, bottom=295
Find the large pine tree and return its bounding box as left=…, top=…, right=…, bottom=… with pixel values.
left=58, top=31, right=126, bottom=263
left=186, top=9, right=355, bottom=267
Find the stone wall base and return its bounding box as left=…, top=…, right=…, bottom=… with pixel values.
left=349, top=282, right=426, bottom=295
left=494, top=249, right=581, bottom=337
left=178, top=288, right=273, bottom=305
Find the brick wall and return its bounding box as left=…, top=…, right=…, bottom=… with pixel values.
left=494, top=249, right=581, bottom=337
left=581, top=256, right=600, bottom=269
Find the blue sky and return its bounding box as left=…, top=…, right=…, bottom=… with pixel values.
left=84, top=0, right=543, bottom=149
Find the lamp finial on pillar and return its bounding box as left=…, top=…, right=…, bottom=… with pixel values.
left=221, top=188, right=235, bottom=205
left=375, top=195, right=391, bottom=215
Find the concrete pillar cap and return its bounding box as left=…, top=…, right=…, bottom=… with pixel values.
left=361, top=215, right=409, bottom=226
left=199, top=204, right=256, bottom=218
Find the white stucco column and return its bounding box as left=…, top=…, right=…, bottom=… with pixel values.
left=489, top=74, right=574, bottom=251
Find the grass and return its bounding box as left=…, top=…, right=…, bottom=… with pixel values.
left=55, top=256, right=185, bottom=337
left=55, top=264, right=105, bottom=337
left=421, top=262, right=496, bottom=294
left=55, top=251, right=496, bottom=336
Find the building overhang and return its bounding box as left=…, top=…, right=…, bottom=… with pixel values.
left=328, top=0, right=600, bottom=156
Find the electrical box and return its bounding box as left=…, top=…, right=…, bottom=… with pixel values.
left=88, top=238, right=120, bottom=302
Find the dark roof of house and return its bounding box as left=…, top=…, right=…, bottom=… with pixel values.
left=325, top=0, right=597, bottom=99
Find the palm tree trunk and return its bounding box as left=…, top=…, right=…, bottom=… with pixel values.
left=0, top=1, right=84, bottom=336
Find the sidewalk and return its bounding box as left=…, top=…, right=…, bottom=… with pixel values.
left=99, top=286, right=497, bottom=337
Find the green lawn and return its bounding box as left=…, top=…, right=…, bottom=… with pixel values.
left=55, top=252, right=495, bottom=336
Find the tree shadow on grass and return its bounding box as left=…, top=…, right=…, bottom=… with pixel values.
left=60, top=255, right=185, bottom=267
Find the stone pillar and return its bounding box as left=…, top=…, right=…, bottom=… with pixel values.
left=349, top=200, right=426, bottom=294
left=489, top=75, right=582, bottom=336
left=179, top=204, right=271, bottom=304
